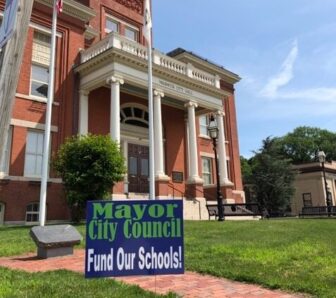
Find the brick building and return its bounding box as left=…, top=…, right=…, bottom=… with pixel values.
left=0, top=0, right=244, bottom=225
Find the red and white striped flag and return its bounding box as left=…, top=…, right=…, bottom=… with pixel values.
left=56, top=0, right=63, bottom=14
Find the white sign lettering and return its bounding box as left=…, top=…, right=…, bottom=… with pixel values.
left=159, top=79, right=193, bottom=96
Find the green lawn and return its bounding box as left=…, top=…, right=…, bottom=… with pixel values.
left=0, top=268, right=175, bottom=298
left=1, top=219, right=336, bottom=297
left=185, top=219, right=336, bottom=298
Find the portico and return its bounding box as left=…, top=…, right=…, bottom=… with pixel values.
left=75, top=32, right=235, bottom=201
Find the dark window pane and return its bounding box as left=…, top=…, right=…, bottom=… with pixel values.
left=129, top=157, right=137, bottom=175
left=141, top=158, right=148, bottom=176
left=32, top=65, right=49, bottom=83
left=106, top=19, right=118, bottom=33
left=123, top=107, right=132, bottom=117
left=125, top=119, right=148, bottom=128
left=134, top=108, right=142, bottom=118
left=31, top=82, right=48, bottom=97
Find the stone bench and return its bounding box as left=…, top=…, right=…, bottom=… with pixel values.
left=30, top=225, right=82, bottom=259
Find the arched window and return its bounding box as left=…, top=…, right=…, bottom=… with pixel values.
left=120, top=104, right=149, bottom=128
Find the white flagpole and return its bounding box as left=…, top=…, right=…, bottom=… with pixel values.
left=147, top=42, right=155, bottom=200
left=144, top=0, right=155, bottom=200
left=39, top=0, right=58, bottom=226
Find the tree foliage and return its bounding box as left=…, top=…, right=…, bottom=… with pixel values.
left=277, top=126, right=336, bottom=163
left=240, top=156, right=252, bottom=184
left=241, top=126, right=336, bottom=215
left=53, top=135, right=126, bottom=221
left=249, top=137, right=295, bottom=215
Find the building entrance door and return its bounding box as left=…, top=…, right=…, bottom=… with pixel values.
left=128, top=144, right=149, bottom=193
left=0, top=203, right=5, bottom=225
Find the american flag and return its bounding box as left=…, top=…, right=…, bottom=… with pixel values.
left=56, top=0, right=63, bottom=14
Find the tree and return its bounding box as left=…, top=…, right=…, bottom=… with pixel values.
left=240, top=156, right=252, bottom=184
left=277, top=126, right=336, bottom=164
left=250, top=137, right=295, bottom=215
left=240, top=156, right=254, bottom=203
left=53, top=134, right=126, bottom=221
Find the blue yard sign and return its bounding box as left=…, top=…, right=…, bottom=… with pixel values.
left=85, top=199, right=184, bottom=278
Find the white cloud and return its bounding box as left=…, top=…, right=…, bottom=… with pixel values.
left=258, top=39, right=336, bottom=103
left=260, top=40, right=298, bottom=98
left=279, top=87, right=336, bottom=102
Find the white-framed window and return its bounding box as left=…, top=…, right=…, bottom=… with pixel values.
left=24, top=130, right=44, bottom=177
left=125, top=26, right=138, bottom=41
left=30, top=31, right=51, bottom=99
left=120, top=105, right=149, bottom=128
left=31, top=64, right=49, bottom=98
left=0, top=126, right=12, bottom=175
left=226, top=160, right=231, bottom=180
left=105, top=18, right=119, bottom=34
left=202, top=157, right=213, bottom=185
left=105, top=15, right=139, bottom=42
left=199, top=115, right=209, bottom=136
left=26, top=202, right=40, bottom=223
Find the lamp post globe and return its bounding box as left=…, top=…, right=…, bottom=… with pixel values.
left=318, top=150, right=326, bottom=163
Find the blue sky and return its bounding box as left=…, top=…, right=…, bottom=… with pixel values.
left=152, top=1, right=336, bottom=157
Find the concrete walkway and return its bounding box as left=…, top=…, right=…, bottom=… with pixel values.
left=0, top=250, right=307, bottom=298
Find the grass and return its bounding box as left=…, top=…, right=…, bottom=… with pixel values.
left=0, top=267, right=175, bottom=298
left=184, top=219, right=336, bottom=298
left=1, top=219, right=336, bottom=297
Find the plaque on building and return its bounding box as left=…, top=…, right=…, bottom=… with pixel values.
left=172, top=171, right=183, bottom=183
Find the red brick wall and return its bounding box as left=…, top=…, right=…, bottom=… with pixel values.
left=89, top=0, right=144, bottom=43
left=224, top=94, right=243, bottom=192
left=162, top=105, right=186, bottom=198
left=0, top=181, right=69, bottom=222
left=0, top=1, right=87, bottom=222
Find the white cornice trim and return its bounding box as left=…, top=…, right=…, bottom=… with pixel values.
left=16, top=93, right=60, bottom=106
left=0, top=175, right=62, bottom=183
left=35, top=0, right=96, bottom=23
left=84, top=25, right=99, bottom=40
left=30, top=22, right=62, bottom=37
left=10, top=118, right=58, bottom=132
left=76, top=48, right=229, bottom=100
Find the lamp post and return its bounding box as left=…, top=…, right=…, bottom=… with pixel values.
left=208, top=115, right=224, bottom=221
left=318, top=151, right=331, bottom=215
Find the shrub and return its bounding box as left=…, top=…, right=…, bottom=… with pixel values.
left=53, top=134, right=126, bottom=221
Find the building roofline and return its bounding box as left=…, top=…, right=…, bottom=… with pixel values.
left=167, top=47, right=241, bottom=83
left=292, top=161, right=336, bottom=174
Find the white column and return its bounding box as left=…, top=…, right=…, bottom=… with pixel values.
left=107, top=76, right=124, bottom=143
left=185, top=101, right=203, bottom=184
left=153, top=90, right=168, bottom=180
left=216, top=110, right=232, bottom=186
left=79, top=90, right=89, bottom=135
left=185, top=117, right=190, bottom=178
